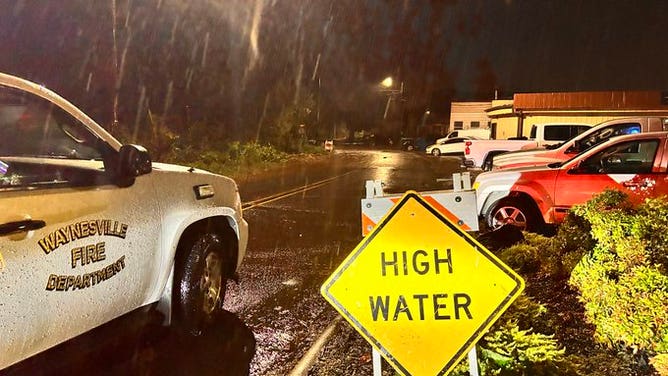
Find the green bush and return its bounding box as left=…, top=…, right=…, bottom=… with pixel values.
left=651, top=353, right=668, bottom=376
left=478, top=320, right=566, bottom=375
left=499, top=233, right=552, bottom=274
left=449, top=296, right=569, bottom=376
left=549, top=213, right=595, bottom=278
left=499, top=242, right=544, bottom=275
left=161, top=141, right=290, bottom=176
left=569, top=190, right=668, bottom=355
left=227, top=141, right=289, bottom=165
left=496, top=223, right=593, bottom=281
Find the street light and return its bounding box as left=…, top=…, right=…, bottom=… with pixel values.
left=379, top=76, right=408, bottom=139
left=380, top=76, right=404, bottom=94
left=380, top=76, right=404, bottom=119
left=381, top=76, right=393, bottom=88
left=421, top=110, right=430, bottom=128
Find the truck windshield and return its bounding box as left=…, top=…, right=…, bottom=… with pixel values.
left=573, top=123, right=642, bottom=153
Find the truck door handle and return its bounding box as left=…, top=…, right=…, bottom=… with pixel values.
left=0, top=219, right=46, bottom=236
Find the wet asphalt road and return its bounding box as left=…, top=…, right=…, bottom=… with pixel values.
left=3, top=148, right=467, bottom=376
left=227, top=148, right=467, bottom=375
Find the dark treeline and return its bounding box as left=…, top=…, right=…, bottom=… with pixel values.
left=0, top=0, right=488, bottom=151
left=3, top=0, right=668, bottom=152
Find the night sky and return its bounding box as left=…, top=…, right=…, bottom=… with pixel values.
left=1, top=0, right=667, bottom=138
left=456, top=0, right=668, bottom=94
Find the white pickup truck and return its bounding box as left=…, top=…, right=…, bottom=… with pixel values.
left=490, top=117, right=668, bottom=170
left=0, top=72, right=248, bottom=370
left=462, top=123, right=592, bottom=170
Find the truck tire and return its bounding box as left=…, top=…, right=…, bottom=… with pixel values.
left=432, top=148, right=441, bottom=156
left=173, top=232, right=228, bottom=336
left=488, top=198, right=542, bottom=232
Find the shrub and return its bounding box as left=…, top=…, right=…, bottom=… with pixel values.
left=545, top=213, right=595, bottom=279
left=448, top=295, right=569, bottom=376
left=161, top=141, right=289, bottom=176
left=569, top=190, right=668, bottom=355
left=652, top=353, right=668, bottom=376
left=478, top=320, right=566, bottom=375
left=496, top=225, right=593, bottom=280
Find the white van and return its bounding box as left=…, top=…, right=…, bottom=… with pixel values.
left=445, top=128, right=491, bottom=139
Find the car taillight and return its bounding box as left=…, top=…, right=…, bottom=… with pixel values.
left=465, top=141, right=472, bottom=155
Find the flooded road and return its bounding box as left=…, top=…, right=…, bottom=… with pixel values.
left=3, top=148, right=466, bottom=376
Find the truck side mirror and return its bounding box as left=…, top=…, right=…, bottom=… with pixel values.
left=119, top=144, right=152, bottom=177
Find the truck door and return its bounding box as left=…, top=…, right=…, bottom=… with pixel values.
left=0, top=86, right=162, bottom=369
left=552, top=137, right=664, bottom=222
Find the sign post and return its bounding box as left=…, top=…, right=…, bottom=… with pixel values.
left=321, top=192, right=524, bottom=376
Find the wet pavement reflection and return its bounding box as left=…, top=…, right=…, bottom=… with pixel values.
left=4, top=307, right=255, bottom=376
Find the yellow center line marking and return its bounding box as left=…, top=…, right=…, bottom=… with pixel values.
left=242, top=172, right=354, bottom=211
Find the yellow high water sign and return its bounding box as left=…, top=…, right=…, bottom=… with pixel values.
left=321, top=192, right=524, bottom=376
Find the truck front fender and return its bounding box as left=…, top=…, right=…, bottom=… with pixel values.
left=511, top=179, right=556, bottom=223
left=150, top=207, right=247, bottom=306
left=479, top=180, right=555, bottom=224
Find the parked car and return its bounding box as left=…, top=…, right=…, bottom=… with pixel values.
left=491, top=117, right=668, bottom=170
left=425, top=136, right=480, bottom=156
left=0, top=72, right=248, bottom=370
left=400, top=137, right=416, bottom=151
left=444, top=128, right=491, bottom=139
left=474, top=131, right=668, bottom=232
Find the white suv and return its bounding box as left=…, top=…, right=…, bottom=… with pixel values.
left=0, top=72, right=248, bottom=370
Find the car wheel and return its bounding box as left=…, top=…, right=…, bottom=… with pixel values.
left=173, top=232, right=228, bottom=336
left=488, top=198, right=541, bottom=232
left=406, top=145, right=414, bottom=151
left=431, top=148, right=441, bottom=156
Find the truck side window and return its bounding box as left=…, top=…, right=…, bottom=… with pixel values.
left=544, top=125, right=574, bottom=141
left=0, top=86, right=108, bottom=190
left=530, top=125, right=537, bottom=139
left=581, top=139, right=658, bottom=174
left=575, top=126, right=591, bottom=137
left=0, top=91, right=101, bottom=159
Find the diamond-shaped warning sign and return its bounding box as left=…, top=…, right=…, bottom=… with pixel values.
left=321, top=191, right=524, bottom=376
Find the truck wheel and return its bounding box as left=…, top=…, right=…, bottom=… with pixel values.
left=173, top=232, right=228, bottom=336
left=432, top=148, right=441, bottom=156
left=488, top=199, right=541, bottom=232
